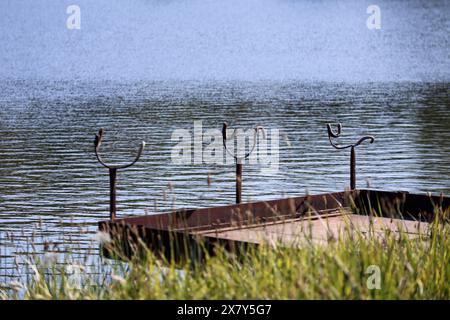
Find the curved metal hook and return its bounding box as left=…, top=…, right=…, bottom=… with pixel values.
left=327, top=123, right=342, bottom=139
left=94, top=128, right=145, bottom=170
left=222, top=122, right=266, bottom=162
left=327, top=123, right=374, bottom=150
left=353, top=135, right=375, bottom=147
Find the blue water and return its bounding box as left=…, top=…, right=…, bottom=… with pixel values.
left=0, top=0, right=448, bottom=82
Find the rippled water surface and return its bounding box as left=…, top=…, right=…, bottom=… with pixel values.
left=0, top=80, right=449, bottom=283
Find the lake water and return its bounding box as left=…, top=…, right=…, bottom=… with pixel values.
left=0, top=80, right=449, bottom=284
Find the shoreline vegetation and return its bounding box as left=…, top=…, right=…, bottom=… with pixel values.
left=2, top=206, right=449, bottom=300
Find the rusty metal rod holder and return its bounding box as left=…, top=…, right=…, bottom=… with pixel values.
left=94, top=128, right=145, bottom=220
left=327, top=123, right=374, bottom=190
left=222, top=122, right=265, bottom=204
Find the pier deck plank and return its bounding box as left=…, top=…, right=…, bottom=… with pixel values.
left=197, top=211, right=429, bottom=246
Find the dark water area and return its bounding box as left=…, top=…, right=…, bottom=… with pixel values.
left=0, top=80, right=449, bottom=283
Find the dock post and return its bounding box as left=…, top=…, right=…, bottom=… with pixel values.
left=326, top=123, right=374, bottom=190
left=94, top=129, right=145, bottom=220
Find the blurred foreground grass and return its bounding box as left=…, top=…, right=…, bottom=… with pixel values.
left=2, top=210, right=450, bottom=300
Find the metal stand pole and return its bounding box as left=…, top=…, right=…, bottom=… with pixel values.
left=327, top=123, right=374, bottom=191
left=222, top=122, right=265, bottom=204
left=236, top=162, right=242, bottom=204
left=350, top=146, right=356, bottom=190
left=94, top=129, right=145, bottom=220
left=109, top=168, right=117, bottom=220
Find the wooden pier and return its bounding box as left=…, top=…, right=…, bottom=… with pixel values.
left=98, top=189, right=449, bottom=261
